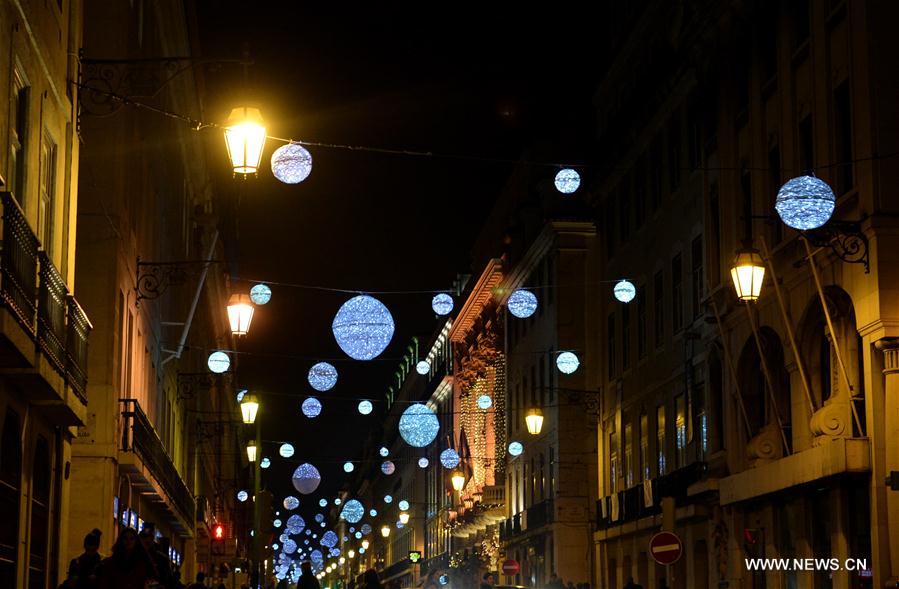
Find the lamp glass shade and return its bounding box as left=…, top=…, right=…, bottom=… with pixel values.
left=730, top=249, right=766, bottom=302
left=525, top=407, right=544, bottom=435
left=246, top=441, right=258, bottom=463
left=224, top=107, right=266, bottom=175
left=451, top=470, right=465, bottom=491
left=398, top=512, right=410, bottom=524
left=361, top=540, right=370, bottom=550
left=228, top=293, right=255, bottom=335
left=240, top=394, right=259, bottom=424
left=380, top=525, right=391, bottom=538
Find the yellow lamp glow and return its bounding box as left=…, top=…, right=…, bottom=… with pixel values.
left=361, top=539, right=370, bottom=550
left=240, top=394, right=259, bottom=425
left=224, top=106, right=267, bottom=175
left=730, top=248, right=765, bottom=302
left=246, top=440, right=258, bottom=463
left=398, top=512, right=410, bottom=525
left=228, top=293, right=255, bottom=336
left=348, top=550, right=355, bottom=558
left=451, top=470, right=465, bottom=492
left=380, top=525, right=391, bottom=538
left=525, top=407, right=544, bottom=435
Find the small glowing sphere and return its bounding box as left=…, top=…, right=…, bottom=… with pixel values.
left=207, top=351, right=230, bottom=373
left=384, top=495, right=393, bottom=504
left=556, top=351, right=580, bottom=374
left=279, top=533, right=288, bottom=542
left=398, top=500, right=410, bottom=511
left=399, top=403, right=440, bottom=447
left=271, top=143, right=313, bottom=184
left=283, top=496, right=300, bottom=510
left=250, top=283, right=272, bottom=305
left=431, top=293, right=454, bottom=316
left=315, top=514, right=324, bottom=523
left=476, top=395, right=493, bottom=410
left=260, top=457, right=271, bottom=469
left=361, top=524, right=372, bottom=535
left=355, top=532, right=362, bottom=539
left=321, top=531, right=338, bottom=548
left=331, top=295, right=395, bottom=360
left=280, top=443, right=295, bottom=458
left=554, top=168, right=581, bottom=194
left=302, top=397, right=322, bottom=418
left=507, top=289, right=538, bottom=318
left=286, top=515, right=305, bottom=534
left=283, top=539, right=297, bottom=555
left=439, top=574, right=449, bottom=585
left=614, top=280, right=637, bottom=303
left=508, top=441, right=524, bottom=456
left=378, top=446, right=389, bottom=457
left=307, top=363, right=337, bottom=392
left=416, top=360, right=431, bottom=375
left=319, top=499, right=328, bottom=507
left=320, top=522, right=325, bottom=528
left=381, top=461, right=395, bottom=475
left=273, top=519, right=282, bottom=528
left=343, top=462, right=354, bottom=473
left=775, top=175, right=836, bottom=230
left=418, top=457, right=429, bottom=468
left=440, top=448, right=460, bottom=469
left=341, top=499, right=364, bottom=523
left=291, top=463, right=321, bottom=495
left=358, top=400, right=373, bottom=415
left=237, top=490, right=249, bottom=502
left=236, top=389, right=246, bottom=402
left=369, top=509, right=378, bottom=517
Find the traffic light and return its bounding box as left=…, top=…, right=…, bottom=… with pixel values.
left=213, top=523, right=226, bottom=540
left=212, top=522, right=228, bottom=556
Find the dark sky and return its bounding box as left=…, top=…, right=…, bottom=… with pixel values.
left=193, top=2, right=599, bottom=523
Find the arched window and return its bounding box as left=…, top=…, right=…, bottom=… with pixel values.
left=0, top=410, right=22, bottom=588
left=737, top=329, right=791, bottom=439
left=28, top=437, right=51, bottom=589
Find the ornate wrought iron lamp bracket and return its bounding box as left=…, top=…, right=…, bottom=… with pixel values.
left=135, top=258, right=223, bottom=303
left=177, top=371, right=228, bottom=401
left=802, top=219, right=870, bottom=273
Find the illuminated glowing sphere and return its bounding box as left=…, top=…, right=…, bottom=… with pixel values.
left=315, top=513, right=324, bottom=523
left=775, top=175, right=836, bottom=230
left=271, top=143, right=313, bottom=184
left=341, top=500, right=364, bottom=523
left=418, top=457, right=429, bottom=468
left=361, top=524, right=372, bottom=535
left=331, top=295, right=395, bottom=360
left=236, top=390, right=246, bottom=402
left=283, top=496, right=300, bottom=510
left=318, top=498, right=327, bottom=507
left=440, top=448, right=460, bottom=469
left=358, top=400, right=373, bottom=415
left=343, top=462, right=354, bottom=473
left=321, top=531, right=338, bottom=548
left=286, top=515, right=305, bottom=534
left=283, top=539, right=298, bottom=555
left=207, top=351, right=230, bottom=373
left=250, top=283, right=272, bottom=305
left=398, top=500, right=410, bottom=511
left=399, top=403, right=440, bottom=447
left=280, top=443, right=295, bottom=458
left=369, top=509, right=378, bottom=517
left=381, top=461, right=395, bottom=475
left=439, top=574, right=449, bottom=585
left=334, top=498, right=342, bottom=506
left=307, top=363, right=337, bottom=392
left=260, top=457, right=271, bottom=469
left=237, top=490, right=248, bottom=502
left=554, top=168, right=581, bottom=194
left=476, top=395, right=492, bottom=410
left=355, top=532, right=362, bottom=539
left=416, top=360, right=430, bottom=375
left=507, top=289, right=537, bottom=318
left=379, top=446, right=389, bottom=457
left=614, top=280, right=636, bottom=303
left=273, top=519, right=282, bottom=528
left=508, top=441, right=524, bottom=456
left=556, top=351, right=580, bottom=374
left=384, top=495, right=393, bottom=504
left=291, top=463, right=321, bottom=495
left=302, top=397, right=322, bottom=418
left=432, top=293, right=454, bottom=316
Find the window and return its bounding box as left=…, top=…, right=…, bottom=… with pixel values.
left=640, top=413, right=650, bottom=480
left=39, top=133, right=57, bottom=255
left=637, top=287, right=647, bottom=359
left=653, top=271, right=664, bottom=348
left=28, top=437, right=51, bottom=589
left=668, top=115, right=681, bottom=192
left=9, top=71, right=29, bottom=202
left=624, top=422, right=634, bottom=488
left=675, top=395, right=687, bottom=468
left=607, top=313, right=616, bottom=379
left=622, top=304, right=631, bottom=371
left=691, top=236, right=703, bottom=319
left=656, top=405, right=667, bottom=476
left=832, top=81, right=853, bottom=194
left=0, top=411, right=22, bottom=587
left=672, top=254, right=683, bottom=332
left=609, top=426, right=619, bottom=492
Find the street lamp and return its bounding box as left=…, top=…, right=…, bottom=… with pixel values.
left=398, top=512, right=410, bottom=525
left=525, top=407, right=544, bottom=435
left=361, top=539, right=370, bottom=550
left=246, top=440, right=258, bottom=462
left=348, top=550, right=355, bottom=558
left=228, top=293, right=255, bottom=336
left=451, top=470, right=466, bottom=492
left=224, top=106, right=267, bottom=175
left=730, top=247, right=765, bottom=302
left=380, top=524, right=391, bottom=538
left=240, top=394, right=259, bottom=424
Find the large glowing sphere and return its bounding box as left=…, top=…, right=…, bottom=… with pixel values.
left=554, top=168, right=581, bottom=194
left=207, top=351, right=230, bottom=373
left=508, top=441, right=524, bottom=456
left=292, top=463, right=321, bottom=495
left=331, top=295, right=395, bottom=360
left=361, top=524, right=372, bottom=535
left=283, top=539, right=298, bottom=555
left=280, top=443, right=295, bottom=458
left=440, top=448, right=460, bottom=469
left=476, top=395, right=492, bottom=410
left=271, top=143, right=313, bottom=184
left=418, top=457, right=429, bottom=468
left=250, top=283, right=272, bottom=305
left=237, top=490, right=249, bottom=502
left=775, top=175, right=836, bottom=230
left=431, top=293, right=454, bottom=316
left=416, top=360, right=431, bottom=375
left=283, top=496, right=300, bottom=510
left=556, top=351, right=580, bottom=374
left=321, top=531, right=338, bottom=548
left=399, top=403, right=440, bottom=447
left=358, top=400, right=373, bottom=415
left=381, top=461, right=395, bottom=475
left=343, top=462, right=354, bottom=473
left=307, top=363, right=337, bottom=392
left=260, top=457, right=271, bottom=469
left=507, top=289, right=538, bottom=318
left=286, top=515, right=305, bottom=534
left=613, top=279, right=637, bottom=303
left=341, top=500, right=364, bottom=523
left=302, top=397, right=322, bottom=418
left=398, top=500, right=410, bottom=511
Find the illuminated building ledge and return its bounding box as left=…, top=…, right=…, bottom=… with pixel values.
left=719, top=437, right=870, bottom=506
left=593, top=504, right=707, bottom=542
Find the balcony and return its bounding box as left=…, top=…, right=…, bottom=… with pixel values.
left=596, top=463, right=706, bottom=530
left=525, top=499, right=554, bottom=530
left=119, top=399, right=195, bottom=535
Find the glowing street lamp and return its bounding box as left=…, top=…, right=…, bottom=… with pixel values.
left=240, top=394, right=259, bottom=425
left=525, top=407, right=544, bottom=435
left=224, top=106, right=266, bottom=175
left=398, top=512, right=410, bottom=525
left=246, top=440, right=258, bottom=463
left=730, top=248, right=765, bottom=302
left=380, top=525, right=391, bottom=538
left=451, top=470, right=466, bottom=492
left=228, top=293, right=255, bottom=335
left=361, top=539, right=370, bottom=550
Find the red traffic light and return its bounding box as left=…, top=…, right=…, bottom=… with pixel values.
left=213, top=523, right=225, bottom=540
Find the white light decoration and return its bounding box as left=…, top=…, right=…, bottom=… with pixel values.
left=384, top=495, right=393, bottom=504
left=379, top=446, right=389, bottom=457
left=236, top=389, right=247, bottom=402
left=283, top=496, right=300, bottom=511
left=369, top=509, right=377, bottom=517
left=280, top=443, right=295, bottom=458
left=302, top=397, right=323, bottom=418
left=318, top=498, right=328, bottom=507
left=418, top=457, right=429, bottom=468
left=291, top=463, right=321, bottom=495
left=286, top=515, right=305, bottom=534
left=355, top=532, right=362, bottom=539
left=431, top=293, right=454, bottom=316
left=283, top=539, right=298, bottom=555
left=398, top=500, right=410, bottom=511
left=334, top=498, right=342, bottom=506
left=273, top=519, right=282, bottom=528
left=476, top=395, right=493, bottom=410
left=614, top=280, right=637, bottom=303
left=440, top=448, right=460, bottom=469
left=272, top=543, right=279, bottom=551
left=508, top=441, right=524, bottom=456
left=331, top=295, right=395, bottom=360
left=319, top=522, right=325, bottom=528
left=271, top=143, right=313, bottom=184
left=307, top=363, right=338, bottom=392
left=381, top=461, right=395, bottom=475
left=358, top=400, right=373, bottom=415
left=279, top=533, right=288, bottom=542
left=343, top=461, right=354, bottom=473
left=341, top=500, right=364, bottom=523
left=207, top=351, right=230, bottom=373
left=321, top=531, right=338, bottom=548
left=775, top=175, right=836, bottom=230
left=398, top=403, right=440, bottom=447
left=237, top=490, right=249, bottom=502
left=261, top=457, right=271, bottom=469
left=556, top=351, right=580, bottom=374
left=315, top=514, right=325, bottom=523
left=415, top=360, right=431, bottom=375
left=507, top=289, right=538, bottom=318
left=250, top=283, right=272, bottom=305
left=554, top=168, right=581, bottom=194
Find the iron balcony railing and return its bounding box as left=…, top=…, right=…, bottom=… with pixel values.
left=38, top=252, right=66, bottom=375
left=65, top=297, right=91, bottom=401
left=1, top=193, right=38, bottom=335
left=120, top=399, right=195, bottom=525
left=525, top=498, right=554, bottom=530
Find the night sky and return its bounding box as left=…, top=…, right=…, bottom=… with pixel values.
left=193, top=2, right=599, bottom=522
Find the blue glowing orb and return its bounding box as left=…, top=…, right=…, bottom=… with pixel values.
left=381, top=461, right=395, bottom=475
left=439, top=575, right=449, bottom=585
left=508, top=441, right=524, bottom=456
left=302, top=397, right=322, bottom=418
left=384, top=495, right=393, bottom=504
left=554, top=168, right=581, bottom=194
left=341, top=499, right=364, bottom=523
left=207, top=351, right=230, bottom=373
left=355, top=531, right=362, bottom=539
left=343, top=461, right=354, bottom=473
left=307, top=363, right=337, bottom=392
left=283, top=539, right=298, bottom=555
left=476, top=395, right=492, bottom=410
left=260, top=457, right=271, bottom=469
left=507, top=289, right=538, bottom=318
left=280, top=443, right=295, bottom=458
left=283, top=496, right=300, bottom=510
left=418, top=457, right=429, bottom=468
left=398, top=500, right=410, bottom=511
left=331, top=295, right=395, bottom=361
left=334, top=498, right=342, bottom=506
left=775, top=175, right=836, bottom=230
left=271, top=143, right=313, bottom=185
left=319, top=498, right=328, bottom=507
left=250, top=283, right=272, bottom=305
left=286, top=515, right=305, bottom=534
left=556, top=351, right=580, bottom=374
left=361, top=524, right=372, bottom=535
left=236, top=389, right=246, bottom=402
left=273, top=519, right=282, bottom=528
left=431, top=293, right=454, bottom=316
left=399, top=403, right=440, bottom=447
left=614, top=279, right=636, bottom=303
left=379, top=446, right=389, bottom=457
left=237, top=490, right=248, bottom=502
left=369, top=509, right=378, bottom=517
left=440, top=448, right=460, bottom=469
left=358, top=400, right=373, bottom=415
left=416, top=360, right=430, bottom=375
left=321, top=531, right=338, bottom=548
left=315, top=513, right=324, bottom=523
left=291, top=463, right=321, bottom=495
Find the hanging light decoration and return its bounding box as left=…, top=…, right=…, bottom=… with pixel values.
left=730, top=248, right=766, bottom=302
left=273, top=518, right=283, bottom=528
left=261, top=457, right=271, bottom=469
left=556, top=351, right=580, bottom=374
left=307, top=362, right=338, bottom=392
left=398, top=403, right=440, bottom=447
left=207, top=351, right=230, bottom=374
left=415, top=360, right=431, bottom=375
left=291, top=463, right=322, bottom=495
left=384, top=495, right=393, bottom=504
left=341, top=500, right=364, bottom=523
left=431, top=293, right=454, bottom=316
left=398, top=512, right=410, bottom=525
left=476, top=395, right=493, bottom=410
left=508, top=441, right=524, bottom=456
left=613, top=280, right=637, bottom=303
left=302, top=397, right=323, bottom=418
left=381, top=461, right=395, bottom=475
left=246, top=440, right=258, bottom=463
left=321, top=531, right=339, bottom=548
left=380, top=525, right=391, bottom=538
left=283, top=496, right=300, bottom=511
left=334, top=498, right=342, bottom=506
left=250, top=283, right=272, bottom=305
left=358, top=400, right=373, bottom=415
left=398, top=500, right=410, bottom=511
left=451, top=470, right=466, bottom=492
left=774, top=175, right=836, bottom=230
left=227, top=293, right=255, bottom=336
left=439, top=448, right=460, bottom=469
left=240, top=394, right=259, bottom=424
left=279, top=443, right=295, bottom=458
left=283, top=539, right=297, bottom=555
left=507, top=289, right=538, bottom=318
left=379, top=446, right=389, bottom=457
left=237, top=490, right=249, bottom=502
left=525, top=407, right=545, bottom=435
left=236, top=389, right=247, bottom=403
left=554, top=168, right=581, bottom=194
left=343, top=461, right=354, bottom=473
left=361, top=538, right=370, bottom=549
left=314, top=513, right=325, bottom=523
left=223, top=106, right=266, bottom=175
left=271, top=142, right=313, bottom=184
left=369, top=509, right=378, bottom=517
left=331, top=295, right=395, bottom=360
left=418, top=457, right=429, bottom=468
left=318, top=499, right=328, bottom=507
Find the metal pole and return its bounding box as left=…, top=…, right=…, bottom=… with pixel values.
left=253, top=415, right=262, bottom=588
left=744, top=302, right=791, bottom=453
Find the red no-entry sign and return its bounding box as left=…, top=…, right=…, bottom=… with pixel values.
left=501, top=559, right=520, bottom=575
left=649, top=531, right=683, bottom=565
